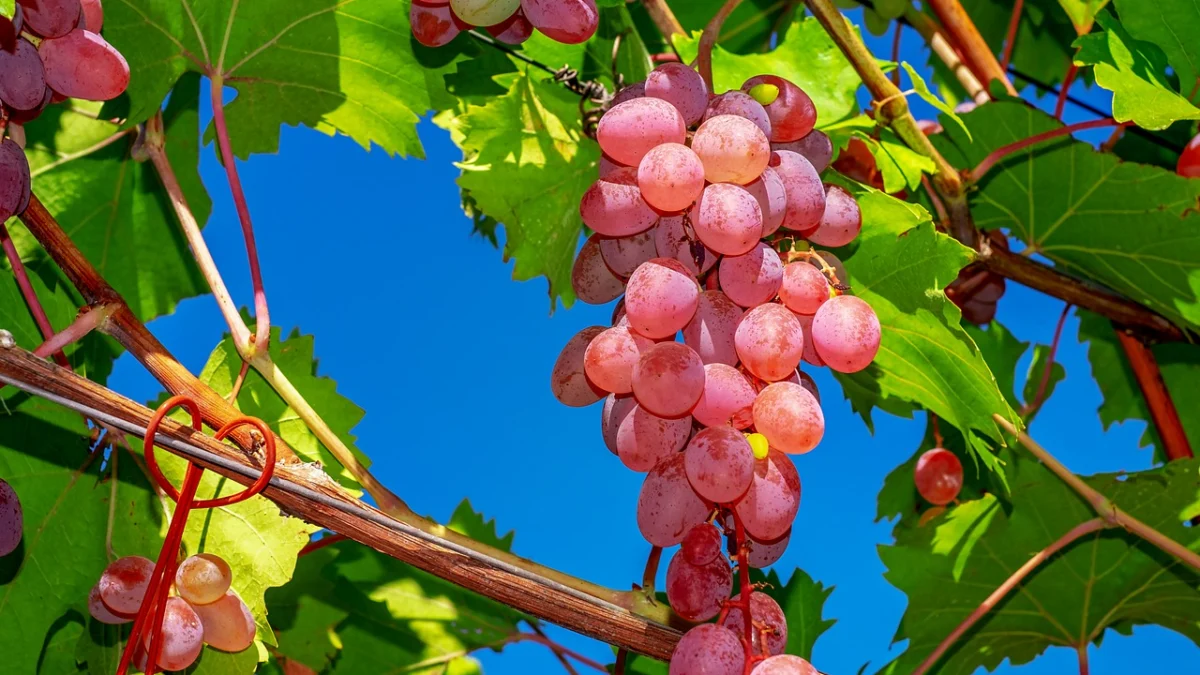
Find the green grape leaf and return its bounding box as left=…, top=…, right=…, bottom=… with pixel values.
left=853, top=129, right=936, bottom=193
left=1110, top=119, right=1197, bottom=172
left=1112, top=0, right=1200, bottom=96
left=11, top=74, right=210, bottom=323
left=1073, top=12, right=1200, bottom=130
left=931, top=0, right=1077, bottom=90
left=0, top=1, right=14, bottom=19
left=591, top=5, right=653, bottom=85
left=829, top=187, right=1019, bottom=472
left=931, top=101, right=1200, bottom=332
left=752, top=568, right=836, bottom=660
left=437, top=72, right=599, bottom=310
left=36, top=615, right=85, bottom=675
left=1055, top=0, right=1109, bottom=34
left=900, top=63, right=970, bottom=140
left=670, top=0, right=801, bottom=55
left=675, top=17, right=862, bottom=125
left=877, top=454, right=1200, bottom=674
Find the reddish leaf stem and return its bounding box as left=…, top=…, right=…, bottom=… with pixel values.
left=32, top=303, right=116, bottom=360
left=926, top=0, right=1017, bottom=95
left=999, top=0, right=1023, bottom=71
left=528, top=622, right=581, bottom=675
left=613, top=648, right=628, bottom=675
left=969, top=118, right=1120, bottom=183
left=642, top=0, right=685, bottom=41
left=1078, top=645, right=1089, bottom=675
left=227, top=359, right=251, bottom=402
left=890, top=25, right=903, bottom=87
left=517, top=631, right=607, bottom=673
left=1113, top=329, right=1194, bottom=460
left=642, top=545, right=663, bottom=596
left=1055, top=63, right=1078, bottom=121
left=1, top=223, right=70, bottom=369
left=697, top=0, right=744, bottom=91
left=921, top=175, right=949, bottom=226
left=298, top=532, right=349, bottom=556
left=1021, top=303, right=1071, bottom=415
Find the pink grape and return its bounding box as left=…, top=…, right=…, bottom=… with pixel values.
left=597, top=97, right=686, bottom=166
left=638, top=143, right=705, bottom=212
left=718, top=243, right=783, bottom=308
left=624, top=257, right=700, bottom=339
left=792, top=312, right=825, bottom=367
left=610, top=81, right=645, bottom=107
left=747, top=529, right=790, bottom=568
left=645, top=62, right=709, bottom=126
left=0, top=38, right=47, bottom=111
left=807, top=184, right=861, bottom=247
left=655, top=215, right=717, bottom=276
left=692, top=363, right=756, bottom=428
left=721, top=590, right=788, bottom=655
left=681, top=523, right=724, bottom=566
left=915, top=448, right=964, bottom=505
left=522, top=0, right=599, bottom=44
left=98, top=555, right=155, bottom=615
left=771, top=150, right=826, bottom=233
left=450, top=0, right=519, bottom=26
left=773, top=130, right=833, bottom=173
left=411, top=2, right=462, bottom=47
left=17, top=0, right=79, bottom=39
left=735, top=303, right=804, bottom=382
left=632, top=342, right=705, bottom=418
left=683, top=290, right=743, bottom=367
left=6, top=84, right=52, bottom=123
left=704, top=90, right=772, bottom=138
left=691, top=115, right=771, bottom=185
left=550, top=326, right=606, bottom=407
left=734, top=448, right=801, bottom=541
left=579, top=167, right=659, bottom=237
left=691, top=183, right=763, bottom=256
left=80, top=0, right=103, bottom=32
left=753, top=381, right=824, bottom=454
left=742, top=75, right=817, bottom=142
left=0, top=139, right=31, bottom=222
left=796, top=370, right=819, bottom=403
left=685, top=426, right=755, bottom=503
left=176, top=553, right=232, bottom=606
left=571, top=234, right=625, bottom=304
left=599, top=228, right=657, bottom=278
left=669, top=624, right=744, bottom=675
left=584, top=325, right=654, bottom=394
left=157, top=596, right=205, bottom=670
left=601, top=394, right=636, bottom=454
left=811, top=295, right=881, bottom=373
left=744, top=167, right=787, bottom=236
left=752, top=655, right=820, bottom=675
left=665, top=553, right=732, bottom=622
left=637, top=452, right=710, bottom=547
left=39, top=29, right=129, bottom=101
left=598, top=154, right=626, bottom=179
left=88, top=584, right=132, bottom=624
left=616, top=404, right=692, bottom=472
left=190, top=591, right=256, bottom=652
left=779, top=261, right=830, bottom=315
left=0, top=478, right=21, bottom=557
left=485, top=8, right=532, bottom=44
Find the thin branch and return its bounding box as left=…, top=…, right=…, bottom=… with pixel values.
left=1078, top=645, right=1089, bottom=675
left=1055, top=63, right=1078, bottom=121
left=33, top=303, right=117, bottom=360
left=227, top=359, right=250, bottom=402
left=523, top=627, right=594, bottom=674
left=106, top=435, right=120, bottom=561
left=697, top=0, right=744, bottom=91
left=642, top=546, right=663, bottom=596
left=999, top=0, right=1023, bottom=72
left=901, top=6, right=988, bottom=103
left=298, top=532, right=349, bottom=556
left=925, top=0, right=1017, bottom=95
left=890, top=25, right=902, bottom=87
left=1, top=223, right=70, bottom=369
left=1020, top=303, right=1071, bottom=416
left=613, top=649, right=629, bottom=675
left=641, top=0, right=685, bottom=41
left=912, top=518, right=1108, bottom=675
left=969, top=118, right=1120, bottom=183
left=1113, top=328, right=1194, bottom=460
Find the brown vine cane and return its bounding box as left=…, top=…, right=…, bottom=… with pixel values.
left=116, top=395, right=276, bottom=675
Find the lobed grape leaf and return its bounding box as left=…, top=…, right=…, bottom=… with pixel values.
left=1054, top=0, right=1109, bottom=34
left=670, top=0, right=801, bottom=55
left=931, top=101, right=1200, bottom=332
left=1111, top=0, right=1200, bottom=94
left=1073, top=12, right=1200, bottom=130
left=876, top=453, right=1200, bottom=674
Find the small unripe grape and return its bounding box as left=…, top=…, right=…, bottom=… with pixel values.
left=176, top=553, right=233, bottom=606
left=741, top=75, right=817, bottom=142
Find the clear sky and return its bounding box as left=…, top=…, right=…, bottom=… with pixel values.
left=105, top=12, right=1196, bottom=675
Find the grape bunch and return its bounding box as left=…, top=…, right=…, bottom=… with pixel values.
left=88, top=553, right=256, bottom=672
left=551, top=62, right=881, bottom=674
left=411, top=0, right=598, bottom=48
left=0, top=477, right=22, bottom=557
left=0, top=0, right=129, bottom=224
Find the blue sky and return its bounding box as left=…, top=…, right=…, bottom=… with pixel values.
left=104, top=12, right=1196, bottom=675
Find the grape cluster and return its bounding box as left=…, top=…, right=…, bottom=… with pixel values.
left=552, top=62, right=881, bottom=674
left=0, top=477, right=21, bottom=557
left=411, top=0, right=597, bottom=48
left=0, top=0, right=130, bottom=224
left=88, top=553, right=256, bottom=672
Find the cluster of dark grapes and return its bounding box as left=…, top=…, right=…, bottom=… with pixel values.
left=551, top=61, right=883, bottom=674
left=88, top=553, right=256, bottom=671
left=411, top=0, right=597, bottom=48
left=0, top=0, right=129, bottom=224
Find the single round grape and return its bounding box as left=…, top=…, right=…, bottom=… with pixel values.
left=88, top=584, right=132, bottom=624
left=747, top=528, right=790, bottom=568
left=721, top=590, right=788, bottom=655
left=771, top=150, right=826, bottom=233
left=665, top=552, right=732, bottom=622
left=683, top=290, right=743, bottom=367
left=915, top=447, right=964, bottom=505
left=779, top=261, right=830, bottom=315
left=80, top=0, right=103, bottom=32
left=685, top=426, right=755, bottom=504
left=601, top=394, right=636, bottom=454
left=6, top=84, right=53, bottom=123
left=599, top=228, right=657, bottom=279
left=1179, top=132, right=1200, bottom=178
left=718, top=243, right=783, bottom=308
left=735, top=303, right=804, bottom=382
left=624, top=257, right=700, bottom=339
left=157, top=596, right=205, bottom=670
left=807, top=184, right=861, bottom=247
left=691, top=115, right=771, bottom=185
left=0, top=38, right=47, bottom=111
left=98, top=555, right=155, bottom=615
left=772, top=130, right=833, bottom=173
left=744, top=167, right=787, bottom=236
left=485, top=7, right=532, bottom=44
left=751, top=654, right=820, bottom=675
left=734, top=448, right=801, bottom=541
left=691, top=183, right=763, bottom=256
left=449, top=0, right=518, bottom=26
left=17, top=0, right=79, bottom=38
left=522, top=0, right=598, bottom=44
left=572, top=234, right=625, bottom=304
left=579, top=167, right=659, bottom=237
left=597, top=97, right=686, bottom=166
left=610, top=81, right=645, bottom=107
left=191, top=591, right=256, bottom=652
left=584, top=325, right=655, bottom=394
left=550, top=325, right=606, bottom=407
left=668, top=623, right=743, bottom=675
left=753, top=382, right=824, bottom=455
left=617, top=404, right=692, bottom=472
left=655, top=215, right=717, bottom=276
left=692, top=363, right=756, bottom=429
left=796, top=370, right=819, bottom=403
left=811, top=295, right=881, bottom=373
left=741, top=75, right=816, bottom=142
left=638, top=143, right=705, bottom=212
left=0, top=478, right=22, bottom=557
left=411, top=2, right=462, bottom=47
left=0, top=139, right=31, bottom=223
left=632, top=342, right=705, bottom=418
left=745, top=432, right=770, bottom=459
left=681, top=523, right=724, bottom=566
left=39, top=29, right=129, bottom=101
left=176, top=553, right=232, bottom=606
left=637, top=452, right=710, bottom=547
left=792, top=312, right=825, bottom=367
left=645, top=62, right=708, bottom=126
left=704, top=90, right=772, bottom=138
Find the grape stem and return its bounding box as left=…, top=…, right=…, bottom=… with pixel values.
left=0, top=223, right=70, bottom=370
left=641, top=0, right=685, bottom=46
left=890, top=25, right=902, bottom=87
left=613, top=648, right=629, bottom=675
left=1111, top=328, right=1194, bottom=460
left=697, top=0, right=744, bottom=91
left=32, top=303, right=117, bottom=360
left=298, top=532, right=349, bottom=556
left=1078, top=645, right=1089, bottom=675
left=925, top=0, right=1017, bottom=95
left=968, top=118, right=1121, bottom=183
left=999, top=0, right=1023, bottom=72
left=105, top=433, right=119, bottom=561
left=642, top=545, right=663, bottom=599
left=730, top=511, right=756, bottom=675
left=523, top=624, right=594, bottom=674
left=1054, top=63, right=1079, bottom=121
left=1019, top=303, right=1071, bottom=417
